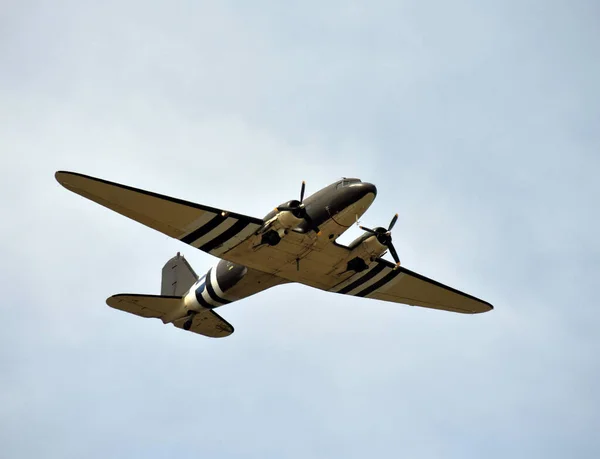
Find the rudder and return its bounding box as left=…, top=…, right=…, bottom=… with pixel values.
left=161, top=252, right=198, bottom=296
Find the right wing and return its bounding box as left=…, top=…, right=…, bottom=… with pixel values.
left=329, top=259, right=493, bottom=314
left=56, top=171, right=263, bottom=258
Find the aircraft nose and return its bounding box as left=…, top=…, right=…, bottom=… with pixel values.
left=358, top=182, right=377, bottom=197
left=344, top=181, right=377, bottom=204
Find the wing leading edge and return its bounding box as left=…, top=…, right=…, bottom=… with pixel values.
left=55, top=171, right=263, bottom=258
left=329, top=259, right=493, bottom=314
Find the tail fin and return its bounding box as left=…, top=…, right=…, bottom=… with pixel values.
left=106, top=294, right=234, bottom=338
left=161, top=252, right=198, bottom=296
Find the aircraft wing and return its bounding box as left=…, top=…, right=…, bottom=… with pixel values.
left=55, top=171, right=348, bottom=287
left=329, top=258, right=492, bottom=314
left=55, top=171, right=263, bottom=258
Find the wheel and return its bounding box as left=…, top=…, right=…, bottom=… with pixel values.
left=183, top=318, right=193, bottom=330
left=261, top=230, right=281, bottom=246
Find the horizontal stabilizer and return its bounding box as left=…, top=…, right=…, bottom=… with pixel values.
left=106, top=294, right=234, bottom=338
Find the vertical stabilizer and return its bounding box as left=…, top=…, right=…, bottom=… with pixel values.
left=161, top=252, right=198, bottom=296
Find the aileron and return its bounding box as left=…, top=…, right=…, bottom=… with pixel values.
left=331, top=259, right=492, bottom=314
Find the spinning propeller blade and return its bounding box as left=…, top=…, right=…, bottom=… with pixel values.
left=360, top=214, right=400, bottom=265
left=388, top=213, right=398, bottom=231
left=276, top=180, right=320, bottom=234
left=359, top=226, right=377, bottom=234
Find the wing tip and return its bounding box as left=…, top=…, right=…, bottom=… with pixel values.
left=471, top=301, right=494, bottom=314
left=55, top=170, right=67, bottom=184
left=55, top=170, right=81, bottom=189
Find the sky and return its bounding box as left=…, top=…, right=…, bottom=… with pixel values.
left=1, top=0, right=599, bottom=457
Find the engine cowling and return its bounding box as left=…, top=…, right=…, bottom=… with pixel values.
left=340, top=231, right=390, bottom=274
left=258, top=201, right=306, bottom=246
left=349, top=231, right=388, bottom=258
left=275, top=209, right=304, bottom=230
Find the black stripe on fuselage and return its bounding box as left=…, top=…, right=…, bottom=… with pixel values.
left=355, top=268, right=400, bottom=297
left=200, top=220, right=250, bottom=253
left=181, top=214, right=227, bottom=244
left=194, top=282, right=214, bottom=309
left=205, top=269, right=231, bottom=305
left=337, top=262, right=387, bottom=294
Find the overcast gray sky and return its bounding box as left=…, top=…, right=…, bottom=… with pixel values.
left=1, top=1, right=599, bottom=458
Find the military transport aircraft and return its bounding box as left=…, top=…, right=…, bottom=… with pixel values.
left=55, top=171, right=493, bottom=338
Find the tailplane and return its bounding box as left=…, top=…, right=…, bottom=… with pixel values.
left=106, top=294, right=234, bottom=338
left=106, top=253, right=234, bottom=338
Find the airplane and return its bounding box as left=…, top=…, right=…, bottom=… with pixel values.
left=55, top=171, right=493, bottom=338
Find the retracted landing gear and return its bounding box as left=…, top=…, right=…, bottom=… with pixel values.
left=261, top=229, right=282, bottom=246
left=183, top=311, right=197, bottom=330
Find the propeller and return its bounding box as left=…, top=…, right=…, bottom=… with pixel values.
left=276, top=181, right=321, bottom=234
left=360, top=213, right=400, bottom=265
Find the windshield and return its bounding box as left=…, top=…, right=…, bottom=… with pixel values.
left=336, top=178, right=361, bottom=188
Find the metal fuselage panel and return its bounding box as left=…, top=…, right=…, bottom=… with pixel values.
left=184, top=179, right=378, bottom=309
left=263, top=180, right=377, bottom=234
left=216, top=179, right=379, bottom=291
left=184, top=259, right=288, bottom=311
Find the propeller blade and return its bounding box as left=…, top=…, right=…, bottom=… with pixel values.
left=276, top=206, right=295, bottom=212
left=300, top=181, right=306, bottom=203
left=388, top=242, right=400, bottom=265
left=359, top=226, right=377, bottom=234
left=304, top=212, right=320, bottom=235
left=388, top=213, right=398, bottom=231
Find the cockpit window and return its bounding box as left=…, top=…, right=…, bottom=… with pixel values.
left=336, top=178, right=361, bottom=188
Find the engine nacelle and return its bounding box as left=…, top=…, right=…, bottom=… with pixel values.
left=258, top=204, right=305, bottom=246
left=275, top=210, right=304, bottom=229
left=339, top=231, right=391, bottom=274
left=351, top=231, right=388, bottom=258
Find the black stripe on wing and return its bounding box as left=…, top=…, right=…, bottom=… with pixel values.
left=337, top=263, right=386, bottom=294
left=200, top=220, right=250, bottom=253
left=181, top=215, right=228, bottom=244
left=355, top=269, right=400, bottom=297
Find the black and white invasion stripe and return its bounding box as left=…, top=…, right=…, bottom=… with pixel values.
left=330, top=262, right=403, bottom=297
left=193, top=268, right=232, bottom=309
left=180, top=212, right=260, bottom=256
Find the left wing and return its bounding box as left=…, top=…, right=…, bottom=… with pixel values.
left=329, top=259, right=492, bottom=314
left=55, top=171, right=348, bottom=287
left=56, top=171, right=263, bottom=258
